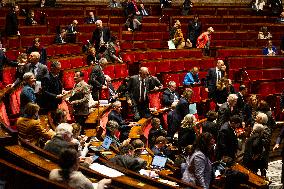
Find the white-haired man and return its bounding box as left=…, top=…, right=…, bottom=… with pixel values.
left=91, top=20, right=111, bottom=51
left=217, top=94, right=241, bottom=127
left=24, top=51, right=48, bottom=81
left=44, top=123, right=75, bottom=156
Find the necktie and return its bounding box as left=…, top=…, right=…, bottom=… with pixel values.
left=31, top=65, right=36, bottom=75
left=140, top=79, right=146, bottom=101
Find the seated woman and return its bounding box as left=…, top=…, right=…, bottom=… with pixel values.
left=50, top=148, right=111, bottom=189
left=182, top=132, right=214, bottom=189
left=258, top=26, right=272, bottom=39
left=25, top=10, right=38, bottom=26
left=16, top=103, right=54, bottom=146
left=263, top=40, right=277, bottom=56
left=125, top=14, right=142, bottom=31
left=86, top=47, right=100, bottom=65
left=104, top=36, right=123, bottom=63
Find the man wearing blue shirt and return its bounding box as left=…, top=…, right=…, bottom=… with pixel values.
left=183, top=67, right=200, bottom=86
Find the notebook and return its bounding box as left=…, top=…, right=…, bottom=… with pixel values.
left=90, top=136, right=112, bottom=151
left=151, top=155, right=167, bottom=169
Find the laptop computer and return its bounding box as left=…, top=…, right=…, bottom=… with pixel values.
left=90, top=136, right=113, bottom=151
left=151, top=155, right=167, bottom=169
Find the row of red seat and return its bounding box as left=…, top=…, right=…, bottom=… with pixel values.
left=228, top=56, right=284, bottom=70
left=4, top=43, right=82, bottom=60
left=62, top=63, right=128, bottom=90
left=141, top=58, right=215, bottom=76
left=121, top=49, right=204, bottom=64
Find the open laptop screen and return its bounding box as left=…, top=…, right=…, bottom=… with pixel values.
left=151, top=155, right=167, bottom=168
left=101, top=136, right=113, bottom=150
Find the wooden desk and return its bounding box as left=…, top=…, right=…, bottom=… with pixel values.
left=85, top=105, right=111, bottom=124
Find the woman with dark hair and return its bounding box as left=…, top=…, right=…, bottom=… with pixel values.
left=50, top=148, right=111, bottom=189
left=258, top=100, right=276, bottom=131
left=182, top=132, right=214, bottom=189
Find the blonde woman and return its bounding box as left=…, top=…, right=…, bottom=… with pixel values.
left=178, top=114, right=197, bottom=149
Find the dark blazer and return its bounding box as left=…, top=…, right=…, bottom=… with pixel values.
left=108, top=110, right=130, bottom=141
left=5, top=11, right=18, bottom=36
left=24, top=17, right=36, bottom=26
left=88, top=65, right=105, bottom=100
left=162, top=88, right=179, bottom=107
left=281, top=90, right=284, bottom=110
left=217, top=102, right=240, bottom=127
left=40, top=73, right=63, bottom=111
left=27, top=46, right=47, bottom=65
left=205, top=67, right=224, bottom=99
left=24, top=62, right=48, bottom=81
left=216, top=122, right=238, bottom=160
left=178, top=127, right=196, bottom=148
left=91, top=27, right=111, bottom=51
left=187, top=20, right=202, bottom=47
left=66, top=24, right=77, bottom=34
left=236, top=92, right=245, bottom=112
left=85, top=17, right=97, bottom=24
left=262, top=46, right=277, bottom=55
left=44, top=136, right=76, bottom=156
left=148, top=76, right=162, bottom=91
left=127, top=75, right=150, bottom=102
left=86, top=54, right=100, bottom=65
left=54, top=34, right=65, bottom=44
left=202, top=121, right=218, bottom=140
left=104, top=42, right=121, bottom=63
left=167, top=98, right=190, bottom=137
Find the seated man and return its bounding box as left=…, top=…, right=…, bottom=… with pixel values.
left=262, top=40, right=277, bottom=56
left=162, top=81, right=180, bottom=107
left=108, top=101, right=131, bottom=142
left=54, top=29, right=67, bottom=44
left=66, top=20, right=78, bottom=43
left=148, top=118, right=167, bottom=148
left=44, top=123, right=76, bottom=156
left=85, top=11, right=97, bottom=24
left=125, top=14, right=142, bottom=31
left=109, top=143, right=147, bottom=172
left=183, top=67, right=200, bottom=86
left=26, top=38, right=47, bottom=65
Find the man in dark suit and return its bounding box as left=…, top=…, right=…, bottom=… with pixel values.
left=24, top=51, right=48, bottom=82
left=27, top=38, right=47, bottom=65
left=216, top=115, right=241, bottom=160
left=5, top=5, right=20, bottom=36
left=91, top=20, right=111, bottom=51
left=236, top=85, right=247, bottom=113
left=205, top=59, right=225, bottom=100
left=66, top=20, right=78, bottom=43
left=54, top=29, right=67, bottom=44
left=162, top=81, right=180, bottom=107
left=187, top=15, right=202, bottom=48
left=40, top=61, right=63, bottom=113
left=85, top=11, right=97, bottom=24
left=127, top=67, right=150, bottom=120
left=167, top=89, right=193, bottom=138
left=108, top=101, right=131, bottom=142
left=217, top=94, right=241, bottom=127
left=88, top=58, right=106, bottom=101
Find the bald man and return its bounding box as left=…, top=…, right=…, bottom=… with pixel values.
left=24, top=51, right=48, bottom=81
left=127, top=67, right=151, bottom=120
left=205, top=59, right=225, bottom=101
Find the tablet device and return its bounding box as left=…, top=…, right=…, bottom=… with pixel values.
left=151, top=155, right=167, bottom=169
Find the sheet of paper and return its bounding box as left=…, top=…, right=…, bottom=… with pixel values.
left=89, top=163, right=124, bottom=178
